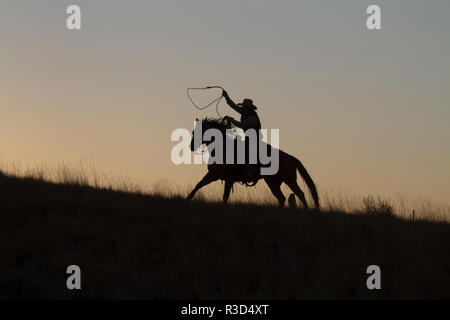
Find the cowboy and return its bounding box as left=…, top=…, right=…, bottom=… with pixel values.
left=222, top=90, right=261, bottom=132
left=222, top=90, right=262, bottom=183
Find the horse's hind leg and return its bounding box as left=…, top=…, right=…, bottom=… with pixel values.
left=187, top=172, right=218, bottom=200
left=286, top=181, right=308, bottom=209
left=265, top=179, right=286, bottom=207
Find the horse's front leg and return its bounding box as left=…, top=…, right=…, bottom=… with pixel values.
left=187, top=171, right=218, bottom=201
left=223, top=180, right=234, bottom=203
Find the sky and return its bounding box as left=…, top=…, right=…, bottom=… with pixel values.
left=0, top=0, right=449, bottom=202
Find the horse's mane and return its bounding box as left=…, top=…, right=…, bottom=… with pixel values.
left=201, top=117, right=229, bottom=131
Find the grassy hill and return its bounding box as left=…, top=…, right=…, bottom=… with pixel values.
left=1, top=171, right=449, bottom=299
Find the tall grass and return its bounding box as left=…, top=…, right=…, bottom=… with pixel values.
left=0, top=158, right=448, bottom=222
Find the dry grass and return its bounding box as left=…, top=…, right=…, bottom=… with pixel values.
left=1, top=158, right=448, bottom=222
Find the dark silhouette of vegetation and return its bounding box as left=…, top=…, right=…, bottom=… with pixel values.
left=1, top=170, right=449, bottom=299
left=362, top=195, right=394, bottom=217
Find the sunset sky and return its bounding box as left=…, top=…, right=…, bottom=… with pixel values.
left=1, top=1, right=449, bottom=202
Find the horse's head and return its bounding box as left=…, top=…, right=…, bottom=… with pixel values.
left=190, top=117, right=229, bottom=152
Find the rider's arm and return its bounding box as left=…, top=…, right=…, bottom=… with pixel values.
left=223, top=91, right=243, bottom=114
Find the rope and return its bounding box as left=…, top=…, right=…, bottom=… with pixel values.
left=187, top=86, right=224, bottom=118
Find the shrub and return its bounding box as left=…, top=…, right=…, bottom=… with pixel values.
left=362, top=195, right=394, bottom=216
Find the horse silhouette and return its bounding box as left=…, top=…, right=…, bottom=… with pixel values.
left=187, top=118, right=319, bottom=209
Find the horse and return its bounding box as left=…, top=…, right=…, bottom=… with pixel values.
left=186, top=118, right=320, bottom=209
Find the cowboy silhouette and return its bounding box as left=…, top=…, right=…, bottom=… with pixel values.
left=222, top=90, right=262, bottom=183
left=222, top=90, right=261, bottom=131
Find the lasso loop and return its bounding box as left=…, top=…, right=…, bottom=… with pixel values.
left=187, top=86, right=224, bottom=119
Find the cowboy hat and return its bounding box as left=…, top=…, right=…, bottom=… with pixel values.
left=237, top=98, right=257, bottom=110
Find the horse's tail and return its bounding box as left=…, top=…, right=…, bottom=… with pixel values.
left=295, top=157, right=320, bottom=209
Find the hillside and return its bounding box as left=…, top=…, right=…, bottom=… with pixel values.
left=0, top=171, right=449, bottom=299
